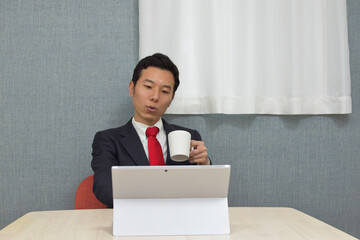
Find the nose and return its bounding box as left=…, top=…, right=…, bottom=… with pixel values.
left=150, top=89, right=160, bottom=102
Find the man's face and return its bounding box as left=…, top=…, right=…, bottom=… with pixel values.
left=129, top=66, right=175, bottom=126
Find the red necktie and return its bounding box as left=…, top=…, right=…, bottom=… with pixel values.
left=146, top=127, right=165, bottom=166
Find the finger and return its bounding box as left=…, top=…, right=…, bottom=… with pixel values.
left=189, top=157, right=210, bottom=165
left=190, top=150, right=207, bottom=159
left=189, top=151, right=208, bottom=163
left=190, top=140, right=204, bottom=149
left=190, top=145, right=207, bottom=157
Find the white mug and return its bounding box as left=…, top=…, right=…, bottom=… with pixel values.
left=168, top=130, right=191, bottom=162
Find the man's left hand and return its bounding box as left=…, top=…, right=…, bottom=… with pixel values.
left=189, top=140, right=210, bottom=165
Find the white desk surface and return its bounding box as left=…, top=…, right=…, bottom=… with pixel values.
left=0, top=207, right=358, bottom=240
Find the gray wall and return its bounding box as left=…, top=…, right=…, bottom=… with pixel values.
left=1, top=0, right=359, bottom=238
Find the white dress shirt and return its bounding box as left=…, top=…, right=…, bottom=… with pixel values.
left=132, top=117, right=168, bottom=163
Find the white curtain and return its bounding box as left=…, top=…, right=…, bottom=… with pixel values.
left=139, top=0, right=351, bottom=114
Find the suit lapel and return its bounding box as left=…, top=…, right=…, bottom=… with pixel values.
left=119, top=119, right=150, bottom=166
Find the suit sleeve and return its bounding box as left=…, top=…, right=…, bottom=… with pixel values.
left=91, top=131, right=117, bottom=208
left=192, top=130, right=202, bottom=141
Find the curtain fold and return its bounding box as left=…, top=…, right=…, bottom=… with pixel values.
left=139, top=0, right=351, bottom=114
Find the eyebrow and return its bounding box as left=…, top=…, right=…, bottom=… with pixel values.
left=144, top=79, right=173, bottom=90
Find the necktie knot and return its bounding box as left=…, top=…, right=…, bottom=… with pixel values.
left=146, top=127, right=159, bottom=137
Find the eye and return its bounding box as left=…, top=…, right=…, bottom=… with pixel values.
left=162, top=90, right=170, bottom=94
left=144, top=85, right=152, bottom=89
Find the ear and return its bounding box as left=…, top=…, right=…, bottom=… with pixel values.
left=129, top=81, right=134, bottom=97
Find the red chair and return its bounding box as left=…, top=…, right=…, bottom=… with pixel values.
left=75, top=175, right=107, bottom=209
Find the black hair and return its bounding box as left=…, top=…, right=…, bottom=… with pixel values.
left=131, top=53, right=180, bottom=94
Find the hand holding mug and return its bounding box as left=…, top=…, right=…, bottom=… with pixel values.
left=189, top=140, right=210, bottom=165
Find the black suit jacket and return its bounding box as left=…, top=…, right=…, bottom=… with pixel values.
left=91, top=118, right=203, bottom=207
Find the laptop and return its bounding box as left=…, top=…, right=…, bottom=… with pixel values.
left=111, top=165, right=231, bottom=236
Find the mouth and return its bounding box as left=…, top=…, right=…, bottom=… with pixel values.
left=146, top=106, right=158, bottom=112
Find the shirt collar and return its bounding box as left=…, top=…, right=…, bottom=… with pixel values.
left=132, top=117, right=164, bottom=141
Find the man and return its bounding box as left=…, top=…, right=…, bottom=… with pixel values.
left=91, top=53, right=210, bottom=207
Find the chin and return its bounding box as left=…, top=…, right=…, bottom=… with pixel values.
left=144, top=116, right=160, bottom=125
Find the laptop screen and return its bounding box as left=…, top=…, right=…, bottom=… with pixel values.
left=111, top=165, right=231, bottom=199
